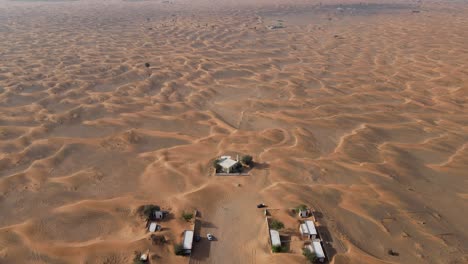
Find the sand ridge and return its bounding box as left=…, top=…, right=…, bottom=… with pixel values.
left=0, top=0, right=467, bottom=263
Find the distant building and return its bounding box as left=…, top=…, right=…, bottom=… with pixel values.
left=154, top=210, right=164, bottom=220
left=299, top=209, right=310, bottom=218
left=306, top=240, right=326, bottom=263
left=269, top=229, right=281, bottom=247
left=217, top=155, right=241, bottom=173
left=182, top=230, right=194, bottom=255
left=299, top=220, right=317, bottom=240
left=149, top=222, right=157, bottom=232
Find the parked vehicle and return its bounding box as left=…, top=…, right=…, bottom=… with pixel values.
left=207, top=234, right=214, bottom=241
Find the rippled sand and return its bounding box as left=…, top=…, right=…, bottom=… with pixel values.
left=0, top=0, right=467, bottom=263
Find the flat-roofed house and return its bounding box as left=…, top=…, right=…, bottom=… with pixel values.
left=154, top=210, right=164, bottom=220
left=269, top=229, right=281, bottom=247
left=305, top=240, right=326, bottom=263
left=149, top=222, right=157, bottom=232
left=299, top=220, right=317, bottom=240
left=182, top=230, right=194, bottom=255
left=299, top=209, right=310, bottom=218
left=217, top=155, right=240, bottom=173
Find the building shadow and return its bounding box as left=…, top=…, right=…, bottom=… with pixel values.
left=316, top=225, right=337, bottom=262
left=279, top=234, right=291, bottom=252
left=190, top=238, right=211, bottom=262
left=201, top=221, right=218, bottom=229
left=161, top=212, right=175, bottom=221
left=253, top=162, right=270, bottom=170
left=314, top=211, right=324, bottom=219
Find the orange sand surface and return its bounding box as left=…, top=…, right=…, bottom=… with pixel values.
left=0, top=0, right=467, bottom=263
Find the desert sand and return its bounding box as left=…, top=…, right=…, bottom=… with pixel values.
left=0, top=0, right=467, bottom=263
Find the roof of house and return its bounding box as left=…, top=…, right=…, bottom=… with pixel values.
left=149, top=222, right=157, bottom=232
left=218, top=157, right=238, bottom=169
left=270, top=229, right=281, bottom=246
left=305, top=220, right=317, bottom=235
left=183, top=230, right=194, bottom=250
left=312, top=241, right=326, bottom=259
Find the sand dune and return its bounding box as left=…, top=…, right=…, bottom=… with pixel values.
left=0, top=0, right=467, bottom=263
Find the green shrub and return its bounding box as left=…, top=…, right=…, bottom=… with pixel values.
left=231, top=162, right=243, bottom=173
left=303, top=247, right=318, bottom=263
left=295, top=204, right=308, bottom=213
left=174, top=243, right=185, bottom=256
left=272, top=245, right=287, bottom=253
left=270, top=219, right=284, bottom=230
left=182, top=211, right=193, bottom=221
left=151, top=234, right=167, bottom=245
left=272, top=245, right=282, bottom=253
left=241, top=155, right=253, bottom=166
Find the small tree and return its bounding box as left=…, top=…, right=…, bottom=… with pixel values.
left=182, top=211, right=193, bottom=222
left=303, top=247, right=318, bottom=263
left=231, top=162, right=243, bottom=173
left=271, top=245, right=282, bottom=253
left=174, top=243, right=185, bottom=256
left=294, top=204, right=308, bottom=213
left=241, top=155, right=253, bottom=166
left=270, top=219, right=284, bottom=230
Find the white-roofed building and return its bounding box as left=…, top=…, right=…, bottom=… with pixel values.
left=217, top=155, right=241, bottom=173
left=182, top=230, right=194, bottom=255
left=299, top=220, right=317, bottom=240
left=305, top=240, right=326, bottom=263
left=149, top=222, right=157, bottom=232
left=269, top=229, right=281, bottom=247
left=299, top=209, right=310, bottom=218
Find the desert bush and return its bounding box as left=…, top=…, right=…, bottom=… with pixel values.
left=294, top=204, right=308, bottom=213
left=182, top=211, right=193, bottom=222
left=151, top=234, right=167, bottom=245
left=270, top=219, right=284, bottom=230
left=303, top=247, right=318, bottom=263
left=241, top=155, right=253, bottom=166
left=271, top=245, right=282, bottom=253
left=174, top=243, right=185, bottom=256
